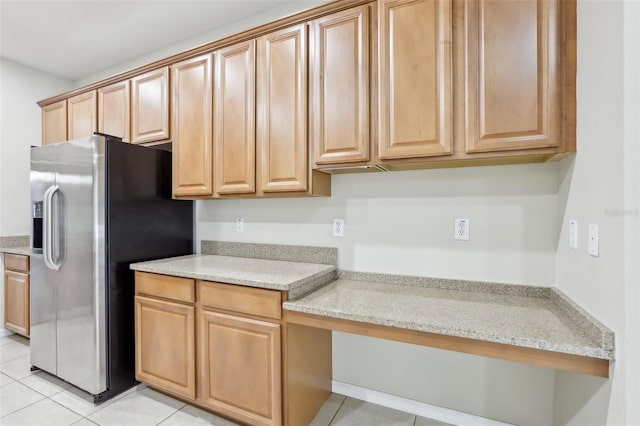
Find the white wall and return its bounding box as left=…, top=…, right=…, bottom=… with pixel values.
left=553, top=1, right=640, bottom=425
left=197, top=164, right=559, bottom=284
left=0, top=57, right=73, bottom=333
left=0, top=57, right=74, bottom=235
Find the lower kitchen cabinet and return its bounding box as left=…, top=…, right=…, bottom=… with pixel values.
left=199, top=310, right=281, bottom=426
left=3, top=254, right=30, bottom=337
left=134, top=271, right=283, bottom=426
left=134, top=295, right=196, bottom=400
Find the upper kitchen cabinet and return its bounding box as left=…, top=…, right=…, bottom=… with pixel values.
left=257, top=24, right=330, bottom=196
left=98, top=81, right=131, bottom=142
left=37, top=0, right=575, bottom=180
left=171, top=54, right=214, bottom=198
left=131, top=67, right=170, bottom=144
left=67, top=90, right=97, bottom=141
left=42, top=100, right=67, bottom=145
left=310, top=5, right=371, bottom=166
left=463, top=0, right=562, bottom=153
left=378, top=0, right=452, bottom=160
left=214, top=41, right=256, bottom=195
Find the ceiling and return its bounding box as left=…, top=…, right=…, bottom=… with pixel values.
left=0, top=0, right=314, bottom=81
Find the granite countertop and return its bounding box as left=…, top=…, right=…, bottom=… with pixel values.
left=0, top=247, right=32, bottom=256
left=0, top=236, right=31, bottom=256
left=283, top=272, right=615, bottom=360
left=130, top=254, right=337, bottom=298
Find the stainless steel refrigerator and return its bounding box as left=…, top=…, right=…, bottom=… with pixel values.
left=30, top=134, right=193, bottom=402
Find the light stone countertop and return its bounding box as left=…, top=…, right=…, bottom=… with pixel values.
left=283, top=277, right=615, bottom=360
left=130, top=254, right=337, bottom=299
left=0, top=236, right=31, bottom=256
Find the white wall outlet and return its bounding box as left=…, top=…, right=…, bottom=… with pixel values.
left=235, top=217, right=244, bottom=232
left=454, top=218, right=470, bottom=241
left=588, top=224, right=599, bottom=257
left=333, top=218, right=345, bottom=237
left=569, top=219, right=578, bottom=249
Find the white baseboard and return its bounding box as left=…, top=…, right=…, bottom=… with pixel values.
left=332, top=380, right=514, bottom=426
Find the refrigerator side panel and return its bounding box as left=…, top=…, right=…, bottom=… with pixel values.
left=30, top=145, right=59, bottom=375
left=54, top=137, right=106, bottom=395
left=105, top=141, right=193, bottom=397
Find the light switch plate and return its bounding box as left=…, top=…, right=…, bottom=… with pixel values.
left=569, top=219, right=578, bottom=249
left=588, top=224, right=599, bottom=257
left=236, top=217, right=244, bottom=232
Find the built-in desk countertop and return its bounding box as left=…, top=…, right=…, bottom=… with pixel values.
left=284, top=271, right=614, bottom=378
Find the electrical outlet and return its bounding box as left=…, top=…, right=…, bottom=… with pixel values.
left=454, top=218, right=470, bottom=241
left=236, top=217, right=244, bottom=232
left=333, top=218, right=345, bottom=237
left=588, top=224, right=599, bottom=257
left=569, top=219, right=578, bottom=249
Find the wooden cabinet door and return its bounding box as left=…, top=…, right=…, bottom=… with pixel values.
left=98, top=81, right=130, bottom=142
left=131, top=67, right=170, bottom=144
left=4, top=270, right=29, bottom=337
left=310, top=5, right=370, bottom=166
left=199, top=310, right=281, bottom=426
left=171, top=55, right=214, bottom=197
left=214, top=41, right=256, bottom=195
left=135, top=295, right=196, bottom=399
left=67, top=91, right=97, bottom=141
left=464, top=0, right=559, bottom=153
left=257, top=24, right=308, bottom=193
left=42, top=100, right=67, bottom=145
left=378, top=0, right=452, bottom=160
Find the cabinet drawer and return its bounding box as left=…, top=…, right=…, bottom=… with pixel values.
left=198, top=281, right=282, bottom=320
left=135, top=272, right=195, bottom=303
left=4, top=254, right=29, bottom=272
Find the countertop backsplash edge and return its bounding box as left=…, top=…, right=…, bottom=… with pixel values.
left=337, top=269, right=554, bottom=298
left=201, top=240, right=337, bottom=265
left=550, top=287, right=616, bottom=353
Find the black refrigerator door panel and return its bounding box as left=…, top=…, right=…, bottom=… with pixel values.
left=104, top=139, right=193, bottom=399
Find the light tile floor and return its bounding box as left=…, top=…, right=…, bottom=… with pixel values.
left=0, top=333, right=453, bottom=426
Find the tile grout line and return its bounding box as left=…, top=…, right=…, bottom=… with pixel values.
left=0, top=383, right=47, bottom=419
left=47, top=395, right=87, bottom=424
left=1, top=337, right=127, bottom=426
left=327, top=395, right=347, bottom=426
left=1, top=369, right=79, bottom=422
left=154, top=404, right=186, bottom=426
left=19, top=376, right=68, bottom=399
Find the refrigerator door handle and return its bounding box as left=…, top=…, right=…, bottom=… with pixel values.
left=43, top=184, right=61, bottom=271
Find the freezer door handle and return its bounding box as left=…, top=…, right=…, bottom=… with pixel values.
left=43, top=184, right=61, bottom=271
